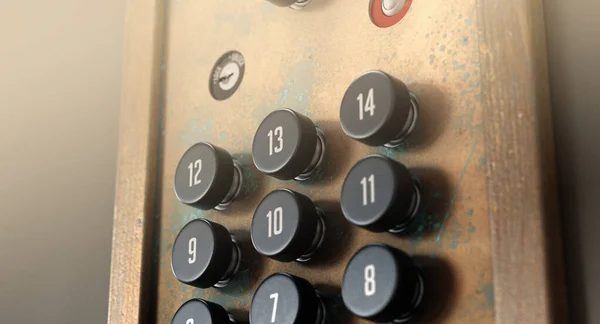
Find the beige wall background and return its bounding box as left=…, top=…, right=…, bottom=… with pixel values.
left=0, top=0, right=597, bottom=323
left=544, top=0, right=600, bottom=323
left=0, top=1, right=124, bottom=323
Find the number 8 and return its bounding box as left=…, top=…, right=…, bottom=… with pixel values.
left=364, top=264, right=376, bottom=296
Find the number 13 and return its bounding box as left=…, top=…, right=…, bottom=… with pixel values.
left=268, top=126, right=283, bottom=156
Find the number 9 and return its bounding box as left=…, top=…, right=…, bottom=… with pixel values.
left=188, top=237, right=197, bottom=264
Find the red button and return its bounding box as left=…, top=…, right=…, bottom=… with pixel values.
left=370, top=0, right=412, bottom=28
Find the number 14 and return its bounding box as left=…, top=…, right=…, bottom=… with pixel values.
left=357, top=88, right=376, bottom=120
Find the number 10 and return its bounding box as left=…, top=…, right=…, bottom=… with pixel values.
left=266, top=207, right=283, bottom=238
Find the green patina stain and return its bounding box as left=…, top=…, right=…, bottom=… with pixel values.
left=377, top=146, right=398, bottom=160
left=478, top=283, right=495, bottom=308
left=235, top=154, right=260, bottom=195
left=454, top=62, right=466, bottom=70
left=448, top=218, right=463, bottom=249
left=180, top=119, right=214, bottom=147
left=468, top=223, right=476, bottom=233
left=467, top=209, right=474, bottom=216
left=277, top=60, right=315, bottom=116
left=479, top=156, right=487, bottom=167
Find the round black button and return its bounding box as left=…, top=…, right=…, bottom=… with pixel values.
left=171, top=219, right=240, bottom=288
left=252, top=108, right=325, bottom=180
left=341, top=154, right=421, bottom=233
left=172, top=299, right=234, bottom=324
left=267, top=0, right=312, bottom=9
left=250, top=273, right=324, bottom=324
left=174, top=142, right=243, bottom=210
left=267, top=0, right=296, bottom=6
left=251, top=189, right=325, bottom=262
left=342, top=244, right=424, bottom=323
left=340, top=70, right=418, bottom=147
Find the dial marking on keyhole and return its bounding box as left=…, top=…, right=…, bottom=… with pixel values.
left=209, top=51, right=245, bottom=101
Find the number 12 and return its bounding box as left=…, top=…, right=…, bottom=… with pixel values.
left=188, top=159, right=202, bottom=187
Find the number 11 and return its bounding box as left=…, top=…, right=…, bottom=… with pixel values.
left=361, top=174, right=375, bottom=206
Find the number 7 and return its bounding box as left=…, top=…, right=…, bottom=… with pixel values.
left=269, top=293, right=279, bottom=323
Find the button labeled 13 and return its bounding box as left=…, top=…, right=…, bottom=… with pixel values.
left=252, top=108, right=326, bottom=181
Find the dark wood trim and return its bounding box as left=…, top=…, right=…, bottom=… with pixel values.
left=107, top=0, right=164, bottom=323
left=478, top=0, right=568, bottom=323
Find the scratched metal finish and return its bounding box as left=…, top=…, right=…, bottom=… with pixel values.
left=155, top=0, right=493, bottom=323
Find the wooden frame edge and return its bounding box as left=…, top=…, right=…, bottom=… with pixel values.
left=478, top=0, right=568, bottom=323
left=108, top=0, right=164, bottom=323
